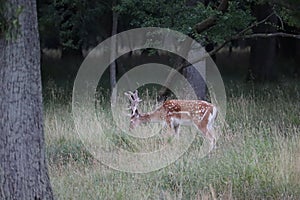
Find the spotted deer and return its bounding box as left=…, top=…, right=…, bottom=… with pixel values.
left=125, top=90, right=218, bottom=151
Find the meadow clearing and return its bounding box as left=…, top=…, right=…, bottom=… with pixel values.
left=44, top=79, right=300, bottom=199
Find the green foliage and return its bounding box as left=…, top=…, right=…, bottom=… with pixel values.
left=0, top=0, right=23, bottom=40
left=116, top=0, right=300, bottom=46
left=38, top=0, right=109, bottom=49
left=116, top=0, right=255, bottom=45
left=37, top=0, right=300, bottom=51
left=202, top=2, right=255, bottom=44
left=116, top=0, right=205, bottom=34
left=279, top=7, right=300, bottom=28
left=255, top=0, right=300, bottom=28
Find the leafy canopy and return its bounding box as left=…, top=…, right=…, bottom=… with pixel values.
left=37, top=0, right=300, bottom=50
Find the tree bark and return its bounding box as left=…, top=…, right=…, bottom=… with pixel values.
left=0, top=0, right=54, bottom=199
left=248, top=4, right=278, bottom=81
left=183, top=60, right=206, bottom=100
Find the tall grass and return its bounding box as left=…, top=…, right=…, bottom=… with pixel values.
left=44, top=80, right=300, bottom=199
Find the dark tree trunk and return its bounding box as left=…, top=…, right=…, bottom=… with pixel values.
left=157, top=0, right=229, bottom=101
left=294, top=38, right=300, bottom=77
left=248, top=4, right=278, bottom=81
left=110, top=0, right=118, bottom=104
left=157, top=38, right=207, bottom=101
left=0, top=0, right=54, bottom=199
left=183, top=62, right=206, bottom=100
left=157, top=56, right=187, bottom=102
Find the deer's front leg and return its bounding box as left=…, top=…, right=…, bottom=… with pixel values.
left=170, top=118, right=180, bottom=138
left=165, top=116, right=180, bottom=137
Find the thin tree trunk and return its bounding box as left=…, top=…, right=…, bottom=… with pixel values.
left=157, top=56, right=187, bottom=101
left=157, top=39, right=207, bottom=101
left=248, top=4, right=278, bottom=81
left=0, top=0, right=54, bottom=199
left=157, top=39, right=194, bottom=101
left=183, top=59, right=206, bottom=100
left=110, top=1, right=118, bottom=104
left=157, top=0, right=229, bottom=100
left=296, top=39, right=300, bottom=76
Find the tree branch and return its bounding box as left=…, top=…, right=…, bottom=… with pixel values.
left=194, top=0, right=229, bottom=34
left=187, top=31, right=300, bottom=68
left=195, top=17, right=217, bottom=34
left=158, top=0, right=229, bottom=99
left=206, top=9, right=276, bottom=56
left=188, top=10, right=298, bottom=65
left=172, top=6, right=299, bottom=73
left=159, top=0, right=299, bottom=100
left=237, top=12, right=276, bottom=37
left=234, top=32, right=300, bottom=40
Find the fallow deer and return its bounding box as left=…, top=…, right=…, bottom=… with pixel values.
left=125, top=90, right=218, bottom=151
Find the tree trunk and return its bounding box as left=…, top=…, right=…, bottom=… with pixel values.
left=183, top=60, right=206, bottom=100
left=0, top=0, right=54, bottom=199
left=110, top=1, right=118, bottom=104
left=157, top=0, right=229, bottom=100
left=295, top=38, right=300, bottom=76
left=157, top=56, right=187, bottom=102
left=248, top=4, right=278, bottom=81
left=157, top=45, right=207, bottom=101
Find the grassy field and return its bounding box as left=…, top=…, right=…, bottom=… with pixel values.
left=44, top=79, right=300, bottom=199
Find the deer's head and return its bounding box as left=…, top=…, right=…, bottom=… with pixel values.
left=125, top=90, right=143, bottom=129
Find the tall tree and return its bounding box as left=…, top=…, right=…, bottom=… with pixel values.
left=248, top=3, right=279, bottom=81
left=110, top=0, right=118, bottom=104
left=0, top=0, right=54, bottom=199
left=117, top=0, right=232, bottom=100
left=117, top=0, right=300, bottom=86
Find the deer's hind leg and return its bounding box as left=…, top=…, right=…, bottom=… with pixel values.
left=194, top=117, right=216, bottom=152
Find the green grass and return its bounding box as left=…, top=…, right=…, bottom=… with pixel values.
left=44, top=80, right=300, bottom=199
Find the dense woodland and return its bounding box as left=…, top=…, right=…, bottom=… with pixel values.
left=37, top=0, right=300, bottom=84
left=0, top=0, right=300, bottom=199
